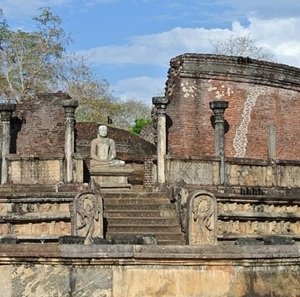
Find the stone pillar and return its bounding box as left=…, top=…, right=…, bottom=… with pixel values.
left=209, top=100, right=228, bottom=185
left=152, top=96, right=169, bottom=185
left=62, top=99, right=78, bottom=183
left=268, top=124, right=276, bottom=160
left=0, top=103, right=16, bottom=184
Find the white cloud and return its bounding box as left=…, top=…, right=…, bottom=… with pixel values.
left=111, top=76, right=165, bottom=103
left=80, top=16, right=300, bottom=68
left=79, top=27, right=232, bottom=66
left=246, top=17, right=300, bottom=66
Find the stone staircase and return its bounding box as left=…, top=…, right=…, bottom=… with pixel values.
left=0, top=185, right=185, bottom=245
left=103, top=191, right=185, bottom=245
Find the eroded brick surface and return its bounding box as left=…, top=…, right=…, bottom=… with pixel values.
left=166, top=54, right=300, bottom=160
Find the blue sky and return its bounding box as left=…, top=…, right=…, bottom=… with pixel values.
left=1, top=0, right=300, bottom=104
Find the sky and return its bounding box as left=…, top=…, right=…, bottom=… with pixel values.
left=1, top=0, right=300, bottom=104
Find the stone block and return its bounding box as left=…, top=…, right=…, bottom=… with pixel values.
left=168, top=160, right=213, bottom=185
left=91, top=167, right=133, bottom=189
left=113, top=266, right=232, bottom=297
left=8, top=156, right=63, bottom=184
left=71, top=267, right=112, bottom=297
left=0, top=266, right=12, bottom=297
left=12, top=265, right=70, bottom=297
left=277, top=165, right=300, bottom=187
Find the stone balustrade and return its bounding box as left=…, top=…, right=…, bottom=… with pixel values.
left=167, top=156, right=300, bottom=188
left=6, top=154, right=83, bottom=184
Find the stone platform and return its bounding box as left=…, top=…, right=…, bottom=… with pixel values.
left=90, top=167, right=133, bottom=189
left=0, top=243, right=299, bottom=297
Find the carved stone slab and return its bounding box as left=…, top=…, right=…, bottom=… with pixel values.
left=188, top=190, right=217, bottom=245
left=72, top=191, right=103, bottom=244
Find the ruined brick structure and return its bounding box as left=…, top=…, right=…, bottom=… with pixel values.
left=11, top=92, right=68, bottom=155
left=0, top=93, right=155, bottom=160
left=166, top=54, right=300, bottom=160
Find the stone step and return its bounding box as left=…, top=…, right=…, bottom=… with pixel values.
left=0, top=184, right=81, bottom=194
left=159, top=239, right=186, bottom=245
left=0, top=212, right=70, bottom=223
left=104, top=210, right=177, bottom=218
left=104, top=204, right=176, bottom=211
left=219, top=211, right=300, bottom=221
left=107, top=224, right=181, bottom=233
left=215, top=193, right=300, bottom=203
left=106, top=217, right=179, bottom=225
left=102, top=198, right=170, bottom=205
left=106, top=231, right=184, bottom=241
left=0, top=192, right=76, bottom=202
left=102, top=191, right=168, bottom=199
left=218, top=233, right=300, bottom=240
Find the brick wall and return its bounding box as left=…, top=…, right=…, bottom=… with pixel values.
left=9, top=92, right=70, bottom=156
left=166, top=54, right=300, bottom=160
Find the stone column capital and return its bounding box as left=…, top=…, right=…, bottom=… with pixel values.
left=152, top=96, right=169, bottom=114
left=0, top=103, right=16, bottom=121
left=209, top=100, right=228, bottom=113
left=209, top=100, right=229, bottom=125
left=209, top=100, right=228, bottom=111
left=62, top=99, right=78, bottom=118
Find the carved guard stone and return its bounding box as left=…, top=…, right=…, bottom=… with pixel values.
left=72, top=191, right=103, bottom=244
left=188, top=190, right=217, bottom=245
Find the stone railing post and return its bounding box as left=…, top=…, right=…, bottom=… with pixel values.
left=62, top=99, right=78, bottom=183
left=0, top=103, right=16, bottom=184
left=152, top=96, right=169, bottom=185
left=209, top=100, right=228, bottom=185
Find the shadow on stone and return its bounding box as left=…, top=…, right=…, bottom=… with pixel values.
left=263, top=236, right=295, bottom=245
left=0, top=236, right=17, bottom=244
left=111, top=235, right=157, bottom=245
left=235, top=238, right=263, bottom=246
left=59, top=236, right=111, bottom=244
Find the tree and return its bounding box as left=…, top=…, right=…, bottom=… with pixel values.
left=77, top=96, right=152, bottom=131
left=210, top=34, right=275, bottom=62
left=0, top=7, right=70, bottom=101
left=112, top=99, right=151, bottom=131
left=0, top=7, right=152, bottom=131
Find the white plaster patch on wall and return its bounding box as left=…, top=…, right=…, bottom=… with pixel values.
left=233, top=86, right=267, bottom=158
left=227, top=87, right=233, bottom=97
left=208, top=86, right=217, bottom=92
left=208, top=83, right=233, bottom=100
left=181, top=81, right=197, bottom=98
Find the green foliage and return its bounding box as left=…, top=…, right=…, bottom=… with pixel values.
left=131, top=118, right=152, bottom=135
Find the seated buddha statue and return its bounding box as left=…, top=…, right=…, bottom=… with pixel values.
left=90, top=125, right=125, bottom=170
